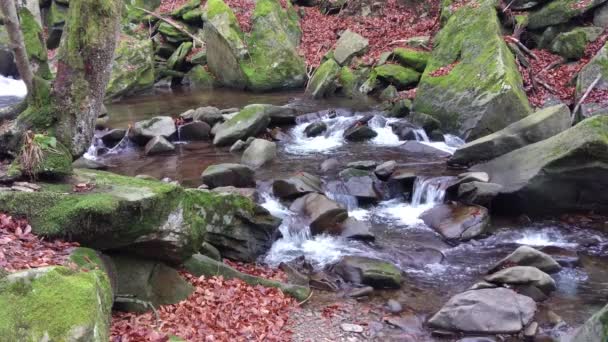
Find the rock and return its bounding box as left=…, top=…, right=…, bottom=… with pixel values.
left=347, top=160, right=378, bottom=170
left=576, top=41, right=607, bottom=105
left=167, top=41, right=192, bottom=71
left=457, top=182, right=503, bottom=206
left=595, top=3, right=608, bottom=27
left=320, top=158, right=340, bottom=173
left=144, top=136, right=175, bottom=155
left=390, top=120, right=420, bottom=140
left=540, top=246, right=580, bottom=267
left=420, top=204, right=490, bottom=241
left=347, top=286, right=374, bottom=298
left=344, top=124, right=378, bottom=141
left=514, top=285, right=549, bottom=302
left=489, top=246, right=561, bottom=274
left=182, top=106, right=223, bottom=125
left=183, top=65, right=216, bottom=89
left=334, top=30, right=369, bottom=65
left=212, top=186, right=259, bottom=201
left=158, top=21, right=193, bottom=43
left=334, top=256, right=402, bottom=289
left=184, top=254, right=311, bottom=300
left=567, top=303, right=608, bottom=341
left=375, top=160, right=397, bottom=180
left=10, top=135, right=72, bottom=179
left=106, top=35, right=154, bottom=99
left=413, top=2, right=531, bottom=140
left=304, top=121, right=327, bottom=137
left=213, top=104, right=272, bottom=146
left=428, top=288, right=536, bottom=334
left=362, top=64, right=420, bottom=92
left=230, top=140, right=246, bottom=152
left=528, top=0, right=608, bottom=29
left=112, top=255, right=194, bottom=312
left=524, top=321, right=538, bottom=339
left=290, top=193, right=348, bottom=235
left=200, top=242, right=222, bottom=260
left=458, top=171, right=490, bottom=183
left=392, top=47, right=431, bottom=72
left=409, top=112, right=441, bottom=133
left=267, top=106, right=300, bottom=125
left=72, top=157, right=108, bottom=170
left=449, top=104, right=571, bottom=166
left=178, top=121, right=211, bottom=141
left=272, top=172, right=323, bottom=199
left=0, top=266, right=113, bottom=342
left=100, top=128, right=126, bottom=147
left=340, top=171, right=383, bottom=202
left=131, top=116, right=176, bottom=144
left=400, top=141, right=451, bottom=157
left=485, top=266, right=556, bottom=294
left=469, top=281, right=498, bottom=290
left=241, top=139, right=277, bottom=168
left=386, top=299, right=403, bottom=313
left=340, top=323, right=364, bottom=333
left=338, top=167, right=371, bottom=180
left=339, top=217, right=375, bottom=240
left=404, top=35, right=431, bottom=49
left=306, top=58, right=341, bottom=98
left=550, top=27, right=604, bottom=60
left=201, top=163, right=255, bottom=188
left=473, top=116, right=608, bottom=213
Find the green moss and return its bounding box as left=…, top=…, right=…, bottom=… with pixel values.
left=10, top=134, right=73, bottom=179
left=18, top=8, right=52, bottom=80
left=0, top=266, right=112, bottom=341
left=185, top=65, right=216, bottom=89
left=106, top=36, right=155, bottom=99
left=338, top=66, right=357, bottom=97
left=18, top=76, right=54, bottom=130
left=550, top=27, right=604, bottom=60
left=167, top=41, right=193, bottom=70
left=172, top=0, right=201, bottom=17
left=527, top=0, right=604, bottom=29
left=307, top=58, right=341, bottom=98
left=392, top=48, right=431, bottom=72
left=373, top=64, right=420, bottom=89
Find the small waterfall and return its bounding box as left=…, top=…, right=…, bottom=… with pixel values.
left=413, top=128, right=430, bottom=142
left=369, top=116, right=401, bottom=146
left=286, top=114, right=361, bottom=154
left=411, top=176, right=454, bottom=207
left=83, top=136, right=105, bottom=160
left=0, top=76, right=27, bottom=98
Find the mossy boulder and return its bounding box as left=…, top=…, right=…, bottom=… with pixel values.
left=474, top=115, right=608, bottom=214
left=106, top=35, right=155, bottom=99
left=360, top=64, right=420, bottom=93
left=528, top=0, right=608, bottom=29
left=167, top=41, right=193, bottom=71
left=183, top=65, right=216, bottom=89
left=0, top=266, right=113, bottom=341
left=10, top=134, right=73, bottom=179
left=124, top=0, right=162, bottom=22
left=550, top=26, right=604, bottom=60
left=212, top=104, right=272, bottom=146
left=334, top=256, right=402, bottom=289
left=392, top=47, right=431, bottom=72
left=568, top=303, right=608, bottom=342
left=158, top=21, right=195, bottom=44
left=413, top=0, right=531, bottom=140
left=306, top=58, right=341, bottom=98
left=576, top=41, right=608, bottom=103
left=0, top=169, right=270, bottom=263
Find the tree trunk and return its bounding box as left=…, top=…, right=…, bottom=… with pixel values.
left=52, top=0, right=122, bottom=157
left=0, top=0, right=34, bottom=94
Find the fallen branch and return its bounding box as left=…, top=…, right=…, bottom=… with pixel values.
left=572, top=74, right=602, bottom=124
left=505, top=36, right=538, bottom=60
left=538, top=59, right=564, bottom=76
left=134, top=6, right=204, bottom=48
left=533, top=77, right=557, bottom=93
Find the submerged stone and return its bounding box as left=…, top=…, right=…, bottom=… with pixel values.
left=334, top=256, right=402, bottom=289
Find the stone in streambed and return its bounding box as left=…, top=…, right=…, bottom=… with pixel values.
left=428, top=288, right=536, bottom=334
left=304, top=121, right=327, bottom=137
left=344, top=123, right=378, bottom=141
left=334, top=256, right=402, bottom=289
left=485, top=266, right=556, bottom=294
left=420, top=204, right=490, bottom=241
left=144, top=136, right=175, bottom=155
left=306, top=58, right=341, bottom=98
left=211, top=186, right=259, bottom=202
left=290, top=193, right=348, bottom=235
left=241, top=139, right=277, bottom=168
left=390, top=120, right=420, bottom=140
left=131, top=116, right=176, bottom=145
left=320, top=158, right=340, bottom=173
left=339, top=169, right=384, bottom=202
left=272, top=172, right=323, bottom=199
left=347, top=160, right=378, bottom=170
left=177, top=121, right=211, bottom=141
left=212, top=104, right=272, bottom=146
left=201, top=163, right=255, bottom=188
left=339, top=217, right=374, bottom=241
left=489, top=246, right=561, bottom=274
left=456, top=181, right=503, bottom=206
left=568, top=303, right=608, bottom=342
left=374, top=160, right=397, bottom=180
left=100, top=128, right=126, bottom=148
left=180, top=106, right=223, bottom=126
left=400, top=141, right=451, bottom=157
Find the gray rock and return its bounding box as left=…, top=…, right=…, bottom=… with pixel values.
left=550, top=27, right=604, bottom=60
left=304, top=121, right=328, bottom=137
left=421, top=204, right=490, bottom=241
left=334, top=256, right=402, bottom=289
left=375, top=160, right=397, bottom=180
left=230, top=139, right=246, bottom=152
left=306, top=58, right=341, bottom=98
left=267, top=106, right=300, bottom=125
left=458, top=172, right=490, bottom=183
left=576, top=41, right=608, bottom=104
left=457, top=182, right=503, bottom=206
left=485, top=266, right=556, bottom=293
left=567, top=303, right=608, bottom=342
left=390, top=120, right=419, bottom=140
left=201, top=163, right=255, bottom=188
left=241, top=139, right=277, bottom=168
left=320, top=158, right=340, bottom=173
left=131, top=116, right=176, bottom=144
left=178, top=121, right=211, bottom=141
left=72, top=157, right=108, bottom=170
left=334, top=30, right=369, bottom=65
left=100, top=128, right=127, bottom=147
left=594, top=3, right=608, bottom=27
left=290, top=193, right=348, bottom=235
left=469, top=281, right=498, bottom=290
left=112, top=255, right=194, bottom=312
left=339, top=217, right=375, bottom=240
left=341, top=172, right=382, bottom=202
left=400, top=141, right=451, bottom=157
left=450, top=104, right=571, bottom=166
left=386, top=299, right=403, bottom=313
left=340, top=323, right=364, bottom=333
left=213, top=104, right=273, bottom=146
left=200, top=242, right=222, bottom=261
left=272, top=172, right=323, bottom=199
left=473, top=116, right=608, bottom=213
left=428, top=288, right=536, bottom=334
left=190, top=106, right=223, bottom=126
left=211, top=186, right=259, bottom=201
left=344, top=124, right=377, bottom=141
left=489, top=246, right=561, bottom=274
left=347, top=160, right=378, bottom=170
left=144, top=136, right=175, bottom=155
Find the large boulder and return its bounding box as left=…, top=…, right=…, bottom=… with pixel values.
left=344, top=124, right=378, bottom=141
left=333, top=256, right=402, bottom=289
left=0, top=170, right=256, bottom=263
left=272, top=172, right=323, bottom=199
left=131, top=116, right=177, bottom=145
left=106, top=35, right=155, bottom=99
left=290, top=193, right=348, bottom=235
left=474, top=116, right=608, bottom=214
left=339, top=169, right=383, bottom=202
left=528, top=0, right=608, bottom=29
left=0, top=266, right=113, bottom=341
left=485, top=266, right=557, bottom=294
left=568, top=303, right=608, bottom=342
left=202, top=192, right=282, bottom=262
left=178, top=121, right=211, bottom=141
left=489, top=246, right=561, bottom=274
left=241, top=139, right=277, bottom=168
left=333, top=30, right=369, bottom=66
left=112, top=255, right=194, bottom=312
left=413, top=0, right=531, bottom=140
left=201, top=163, right=255, bottom=188
left=420, top=203, right=490, bottom=241
left=449, top=104, right=571, bottom=166
left=428, top=288, right=536, bottom=334
left=306, top=58, right=341, bottom=98
left=550, top=27, right=604, bottom=60
left=213, top=104, right=272, bottom=146
left=392, top=47, right=431, bottom=72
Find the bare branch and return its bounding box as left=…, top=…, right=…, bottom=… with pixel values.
left=0, top=0, right=34, bottom=94
left=572, top=74, right=602, bottom=125
left=133, top=6, right=204, bottom=48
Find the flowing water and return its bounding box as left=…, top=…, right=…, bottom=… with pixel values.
left=3, top=85, right=608, bottom=338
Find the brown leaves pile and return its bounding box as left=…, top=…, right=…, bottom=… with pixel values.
left=158, top=0, right=197, bottom=14
left=224, top=259, right=287, bottom=282
left=300, top=0, right=441, bottom=67
left=225, top=0, right=256, bottom=32
left=111, top=272, right=297, bottom=341
left=429, top=61, right=459, bottom=77
left=571, top=0, right=593, bottom=10
left=0, top=213, right=79, bottom=272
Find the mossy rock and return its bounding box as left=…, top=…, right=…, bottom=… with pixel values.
left=569, top=303, right=608, bottom=342
left=528, top=0, right=608, bottom=29
left=213, top=104, right=272, bottom=145
left=167, top=41, right=193, bottom=71
left=183, top=65, right=216, bottom=89
left=0, top=266, right=113, bottom=341
left=576, top=41, right=608, bottom=102
left=334, top=256, right=402, bottom=289
left=158, top=21, right=194, bottom=43
left=0, top=169, right=266, bottom=263
left=171, top=0, right=201, bottom=18
left=550, top=26, right=604, bottom=60
left=369, top=64, right=420, bottom=90
left=106, top=35, right=155, bottom=99
left=11, top=134, right=73, bottom=179
left=392, top=47, right=431, bottom=72
left=337, top=66, right=358, bottom=98
left=413, top=0, right=531, bottom=140
left=19, top=7, right=52, bottom=80
left=307, top=58, right=341, bottom=98
left=124, top=0, right=162, bottom=23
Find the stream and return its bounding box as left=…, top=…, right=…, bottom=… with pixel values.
left=3, top=81, right=608, bottom=340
